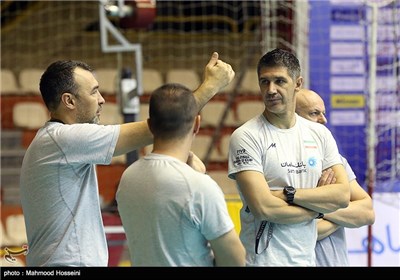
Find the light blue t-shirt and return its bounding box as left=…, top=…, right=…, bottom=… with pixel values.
left=228, top=114, right=342, bottom=266
left=117, top=153, right=235, bottom=266
left=20, top=121, right=120, bottom=266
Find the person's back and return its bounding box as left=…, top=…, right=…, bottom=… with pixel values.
left=117, top=154, right=232, bottom=266
left=117, top=83, right=245, bottom=266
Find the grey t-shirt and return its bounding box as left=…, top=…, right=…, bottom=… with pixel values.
left=315, top=155, right=356, bottom=266
left=20, top=121, right=120, bottom=266
left=117, top=153, right=234, bottom=266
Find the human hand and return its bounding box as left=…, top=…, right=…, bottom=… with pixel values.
left=186, top=151, right=206, bottom=174
left=317, top=168, right=336, bottom=187
left=203, top=52, right=235, bottom=94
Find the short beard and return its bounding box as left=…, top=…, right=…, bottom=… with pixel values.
left=76, top=114, right=99, bottom=124
left=91, top=116, right=100, bottom=124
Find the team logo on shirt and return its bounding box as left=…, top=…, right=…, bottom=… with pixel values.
left=233, top=149, right=253, bottom=166
left=266, top=143, right=276, bottom=150
left=282, top=161, right=307, bottom=174
left=304, top=140, right=317, bottom=149
left=308, top=157, right=317, bottom=167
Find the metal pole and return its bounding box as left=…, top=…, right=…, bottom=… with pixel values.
left=367, top=2, right=379, bottom=267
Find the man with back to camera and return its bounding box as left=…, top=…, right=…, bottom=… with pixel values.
left=228, top=48, right=350, bottom=266
left=19, top=52, right=235, bottom=266
left=116, top=83, right=246, bottom=266
left=296, top=88, right=375, bottom=266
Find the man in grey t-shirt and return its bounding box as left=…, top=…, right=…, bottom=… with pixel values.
left=296, top=88, right=375, bottom=266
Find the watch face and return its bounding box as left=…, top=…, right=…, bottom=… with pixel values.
left=284, top=186, right=296, bottom=194
left=284, top=186, right=296, bottom=204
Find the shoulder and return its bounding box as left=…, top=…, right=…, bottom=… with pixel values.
left=296, top=115, right=331, bottom=134
left=49, top=123, right=119, bottom=144
left=232, top=115, right=263, bottom=137
left=51, top=123, right=118, bottom=133
left=190, top=171, right=222, bottom=192
left=339, top=155, right=349, bottom=164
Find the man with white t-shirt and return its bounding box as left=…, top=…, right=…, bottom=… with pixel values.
left=228, top=48, right=350, bottom=266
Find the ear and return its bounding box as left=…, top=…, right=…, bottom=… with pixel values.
left=61, top=93, right=76, bottom=109
left=294, top=77, right=303, bottom=92
left=193, top=115, right=201, bottom=134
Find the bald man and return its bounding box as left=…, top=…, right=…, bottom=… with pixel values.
left=296, top=89, right=375, bottom=266
left=296, top=89, right=328, bottom=125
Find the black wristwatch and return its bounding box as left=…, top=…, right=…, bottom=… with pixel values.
left=283, top=186, right=296, bottom=205
left=316, top=213, right=324, bottom=219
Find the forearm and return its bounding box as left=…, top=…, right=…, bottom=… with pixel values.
left=323, top=198, right=375, bottom=228
left=211, top=230, right=246, bottom=266
left=240, top=173, right=317, bottom=224
left=262, top=191, right=318, bottom=224
left=293, top=184, right=349, bottom=213
left=114, top=121, right=153, bottom=156
left=267, top=204, right=318, bottom=224
left=293, top=164, right=350, bottom=213
left=317, top=219, right=341, bottom=240
left=193, top=82, right=219, bottom=111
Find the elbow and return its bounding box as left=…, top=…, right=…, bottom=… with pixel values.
left=365, top=209, right=376, bottom=225
left=238, top=245, right=247, bottom=266
left=252, top=210, right=266, bottom=221
left=366, top=198, right=376, bottom=225
left=252, top=207, right=279, bottom=222
left=229, top=247, right=246, bottom=267
left=363, top=197, right=376, bottom=225
left=351, top=209, right=375, bottom=228
left=249, top=203, right=270, bottom=221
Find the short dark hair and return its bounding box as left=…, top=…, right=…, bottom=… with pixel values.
left=149, top=83, right=197, bottom=139
left=257, top=48, right=301, bottom=80
left=40, top=60, right=92, bottom=111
